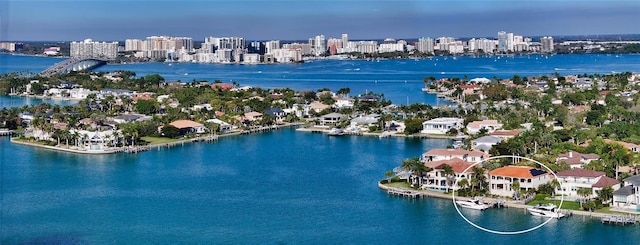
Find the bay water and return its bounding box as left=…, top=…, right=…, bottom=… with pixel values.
left=2, top=54, right=640, bottom=243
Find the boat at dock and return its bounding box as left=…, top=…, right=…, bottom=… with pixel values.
left=455, top=198, right=491, bottom=210
left=527, top=204, right=566, bottom=219
left=328, top=128, right=345, bottom=136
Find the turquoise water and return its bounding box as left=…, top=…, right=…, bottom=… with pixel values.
left=2, top=54, right=640, bottom=243
left=2, top=53, right=640, bottom=105
left=2, top=130, right=639, bottom=243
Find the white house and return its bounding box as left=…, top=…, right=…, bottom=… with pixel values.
left=555, top=169, right=620, bottom=199
left=421, top=117, right=464, bottom=134
left=466, top=120, right=503, bottom=134
left=334, top=97, right=354, bottom=109
left=555, top=151, right=600, bottom=169
left=422, top=158, right=476, bottom=192
left=613, top=175, right=640, bottom=212
left=605, top=139, right=640, bottom=153
left=349, top=114, right=380, bottom=131
left=287, top=104, right=311, bottom=118
left=471, top=135, right=503, bottom=152
left=489, top=166, right=552, bottom=198
left=421, top=148, right=489, bottom=163
left=205, top=118, right=234, bottom=133
left=69, top=129, right=123, bottom=151
left=69, top=88, right=96, bottom=100
left=321, top=113, right=347, bottom=125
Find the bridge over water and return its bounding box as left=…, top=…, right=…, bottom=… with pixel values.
left=39, top=58, right=107, bottom=77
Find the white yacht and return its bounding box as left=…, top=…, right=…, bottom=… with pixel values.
left=328, top=128, right=345, bottom=136
left=455, top=198, right=491, bottom=210
left=527, top=204, right=566, bottom=219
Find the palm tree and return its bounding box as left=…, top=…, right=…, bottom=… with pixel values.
left=470, top=166, right=487, bottom=195
left=457, top=178, right=469, bottom=196
left=597, top=186, right=614, bottom=205
left=401, top=157, right=432, bottom=188
left=577, top=187, right=593, bottom=209
left=511, top=179, right=521, bottom=200
left=442, top=164, right=455, bottom=192
left=550, top=179, right=561, bottom=197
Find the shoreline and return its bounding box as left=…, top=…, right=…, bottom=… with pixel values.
left=377, top=182, right=640, bottom=218
left=295, top=127, right=456, bottom=139
left=10, top=123, right=303, bottom=155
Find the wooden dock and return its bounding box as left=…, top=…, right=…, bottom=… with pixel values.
left=601, top=215, right=639, bottom=225
left=386, top=188, right=423, bottom=199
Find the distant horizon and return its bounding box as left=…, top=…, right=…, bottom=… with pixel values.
left=3, top=0, right=639, bottom=42
left=4, top=33, right=640, bottom=43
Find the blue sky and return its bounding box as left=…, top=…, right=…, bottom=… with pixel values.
left=3, top=0, right=639, bottom=41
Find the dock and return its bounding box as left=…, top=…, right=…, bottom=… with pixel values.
left=386, top=188, right=423, bottom=199
left=0, top=128, right=13, bottom=136
left=601, top=215, right=639, bottom=225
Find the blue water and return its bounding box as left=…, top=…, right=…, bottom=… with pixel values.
left=2, top=53, right=640, bottom=105
left=2, top=54, right=640, bottom=243
left=1, top=130, right=639, bottom=243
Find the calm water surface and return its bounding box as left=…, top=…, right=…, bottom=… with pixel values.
left=2, top=54, right=640, bottom=243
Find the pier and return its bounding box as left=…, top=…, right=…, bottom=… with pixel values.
left=0, top=128, right=13, bottom=136
left=386, top=188, right=423, bottom=199
left=601, top=215, right=639, bottom=225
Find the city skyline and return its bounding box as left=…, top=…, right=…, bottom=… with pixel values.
left=2, top=0, right=639, bottom=41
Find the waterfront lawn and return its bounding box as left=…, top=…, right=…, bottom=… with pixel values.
left=141, top=136, right=184, bottom=145
left=382, top=181, right=411, bottom=189
left=527, top=199, right=581, bottom=210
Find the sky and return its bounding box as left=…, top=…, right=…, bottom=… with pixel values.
left=2, top=0, right=639, bottom=41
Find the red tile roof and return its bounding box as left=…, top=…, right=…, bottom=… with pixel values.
left=556, top=169, right=605, bottom=178
left=211, top=83, right=233, bottom=90
left=489, top=166, right=548, bottom=179
left=424, top=158, right=476, bottom=174
left=592, top=176, right=620, bottom=188
left=490, top=129, right=522, bottom=137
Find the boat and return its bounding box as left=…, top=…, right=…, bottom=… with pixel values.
left=328, top=128, right=345, bottom=136
left=527, top=204, right=565, bottom=219
left=455, top=198, right=491, bottom=210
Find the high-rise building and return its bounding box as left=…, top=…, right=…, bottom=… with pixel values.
left=310, top=35, right=326, bottom=56
left=497, top=31, right=507, bottom=52
left=70, top=39, right=118, bottom=60
left=417, top=37, right=434, bottom=54
left=125, top=39, right=145, bottom=51
left=265, top=40, right=280, bottom=54
left=540, top=36, right=554, bottom=53
left=341, top=34, right=348, bottom=48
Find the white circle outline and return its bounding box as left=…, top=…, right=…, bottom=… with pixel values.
left=451, top=155, right=565, bottom=235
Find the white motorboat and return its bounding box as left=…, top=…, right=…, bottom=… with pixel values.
left=527, top=204, right=566, bottom=219
left=328, top=128, right=345, bottom=136
left=455, top=198, right=491, bottom=210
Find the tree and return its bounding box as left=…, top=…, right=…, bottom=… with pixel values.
left=404, top=118, right=424, bottom=135
left=442, top=164, right=455, bottom=192
left=401, top=157, right=432, bottom=188
left=577, top=187, right=593, bottom=209
left=161, top=124, right=181, bottom=138
left=511, top=179, right=521, bottom=200
left=597, top=186, right=614, bottom=205
left=136, top=99, right=158, bottom=115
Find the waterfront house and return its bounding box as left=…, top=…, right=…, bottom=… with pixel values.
left=555, top=151, right=600, bottom=169
left=471, top=135, right=503, bottom=152
left=69, top=129, right=123, bottom=151
left=466, top=120, right=503, bottom=134
left=69, top=88, right=95, bottom=100
left=349, top=114, right=380, bottom=131
left=421, top=148, right=489, bottom=163
left=265, top=108, right=286, bottom=123
left=205, top=118, right=234, bottom=133
left=490, top=129, right=522, bottom=140
left=555, top=169, right=620, bottom=199
left=422, top=158, right=476, bottom=192
left=334, top=97, right=354, bottom=109
left=420, top=117, right=463, bottom=134
left=321, top=113, right=347, bottom=126
left=168, top=120, right=207, bottom=135
left=613, top=175, right=640, bottom=212
left=458, top=84, right=482, bottom=96
left=488, top=166, right=551, bottom=198
left=211, top=83, right=234, bottom=91
left=287, top=104, right=311, bottom=118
